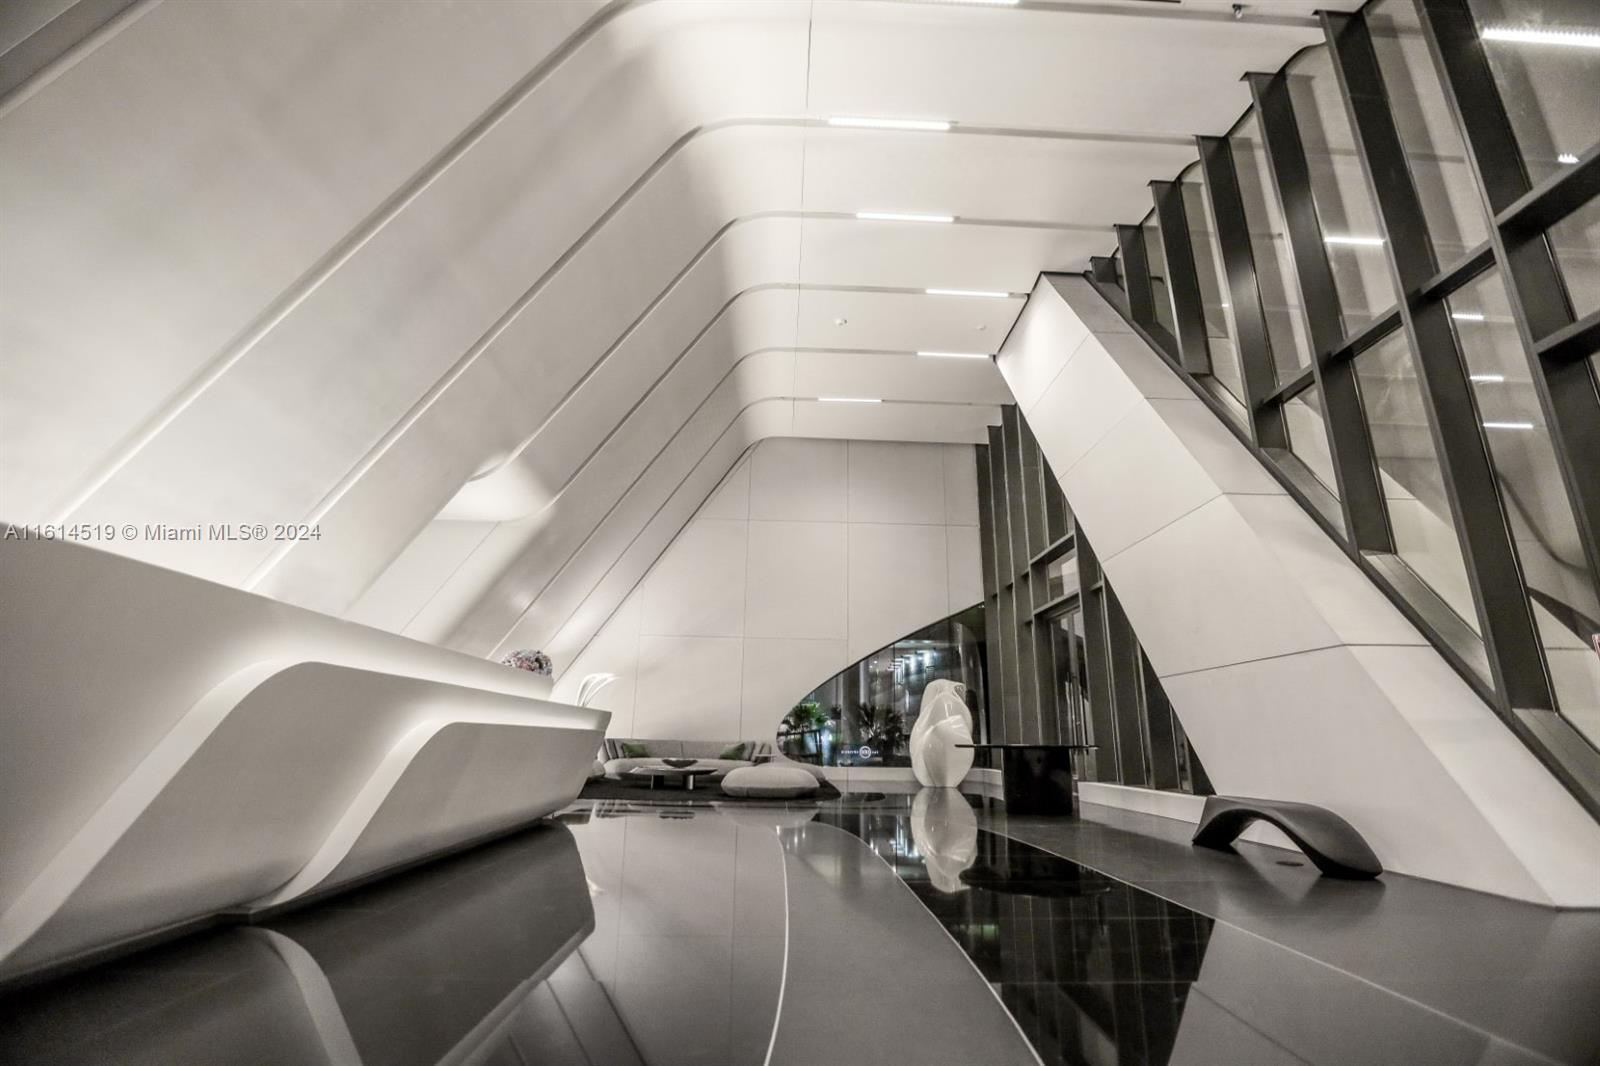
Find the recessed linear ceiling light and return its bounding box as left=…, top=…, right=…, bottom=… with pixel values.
left=1482, top=26, right=1600, bottom=49
left=918, top=350, right=991, bottom=359
left=1324, top=235, right=1386, bottom=247
left=856, top=211, right=955, bottom=223
left=1483, top=420, right=1535, bottom=430
left=1451, top=312, right=1486, bottom=321
left=1558, top=153, right=1580, bottom=164
left=828, top=116, right=952, bottom=132
left=1469, top=373, right=1506, bottom=383
left=926, top=287, right=1013, bottom=299
left=818, top=396, right=882, bottom=404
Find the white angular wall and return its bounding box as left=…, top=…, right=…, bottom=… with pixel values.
left=996, top=275, right=1600, bottom=906
left=550, top=438, right=984, bottom=745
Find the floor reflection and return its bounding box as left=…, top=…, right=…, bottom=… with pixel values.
left=823, top=803, right=1212, bottom=1066
left=1, top=793, right=1582, bottom=1066
left=0, top=823, right=599, bottom=1065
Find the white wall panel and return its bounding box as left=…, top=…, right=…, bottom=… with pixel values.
left=1058, top=402, right=1222, bottom=560
left=942, top=444, right=981, bottom=527
left=848, top=441, right=947, bottom=525
left=740, top=638, right=848, bottom=741
left=847, top=523, right=950, bottom=662
left=750, top=438, right=848, bottom=521
left=633, top=635, right=744, bottom=741
left=699, top=456, right=753, bottom=521
left=744, top=521, right=849, bottom=640
left=638, top=519, right=748, bottom=637
left=996, top=275, right=1600, bottom=905
left=564, top=438, right=980, bottom=745
left=946, top=525, right=984, bottom=613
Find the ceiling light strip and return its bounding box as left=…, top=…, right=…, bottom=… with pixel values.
left=1482, top=26, right=1600, bottom=49
left=917, top=351, right=992, bottom=359
left=925, top=288, right=1015, bottom=299
left=1324, top=235, right=1386, bottom=247
left=817, top=397, right=882, bottom=404
left=855, top=211, right=956, bottom=223
left=828, top=116, right=952, bottom=132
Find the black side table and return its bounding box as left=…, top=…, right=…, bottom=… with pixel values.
left=958, top=744, right=1097, bottom=815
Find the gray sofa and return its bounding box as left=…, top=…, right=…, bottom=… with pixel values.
left=601, top=738, right=774, bottom=781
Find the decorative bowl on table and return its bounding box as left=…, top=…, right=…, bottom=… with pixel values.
left=662, top=758, right=698, bottom=768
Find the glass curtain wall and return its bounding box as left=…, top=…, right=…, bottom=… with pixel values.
left=1095, top=0, right=1600, bottom=817
left=975, top=420, right=1211, bottom=797
left=779, top=607, right=987, bottom=769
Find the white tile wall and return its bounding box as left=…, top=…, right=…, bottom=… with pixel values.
left=942, top=444, right=980, bottom=526
left=744, top=520, right=848, bottom=639
left=848, top=440, right=946, bottom=525
left=848, top=521, right=950, bottom=660
left=749, top=437, right=847, bottom=520
left=567, top=437, right=983, bottom=748
left=638, top=518, right=748, bottom=636
left=634, top=634, right=744, bottom=740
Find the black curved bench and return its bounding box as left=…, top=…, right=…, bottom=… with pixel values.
left=1192, top=796, right=1382, bottom=880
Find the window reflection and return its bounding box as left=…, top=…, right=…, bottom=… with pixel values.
left=1353, top=330, right=1480, bottom=631
left=1450, top=269, right=1600, bottom=748
left=1368, top=0, right=1491, bottom=265
left=1286, top=47, right=1400, bottom=333
left=1470, top=0, right=1600, bottom=185
left=1142, top=211, right=1178, bottom=338
left=1284, top=383, right=1348, bottom=534
left=1230, top=114, right=1315, bottom=379
left=1547, top=193, right=1600, bottom=321
left=780, top=609, right=986, bottom=768
left=1181, top=171, right=1248, bottom=411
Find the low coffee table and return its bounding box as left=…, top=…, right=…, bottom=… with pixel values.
left=629, top=762, right=721, bottom=791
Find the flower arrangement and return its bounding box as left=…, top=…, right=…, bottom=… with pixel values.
left=500, top=648, right=553, bottom=676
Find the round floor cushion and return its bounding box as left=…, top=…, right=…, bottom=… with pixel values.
left=720, top=764, right=819, bottom=799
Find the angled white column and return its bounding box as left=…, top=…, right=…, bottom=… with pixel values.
left=995, top=274, right=1600, bottom=906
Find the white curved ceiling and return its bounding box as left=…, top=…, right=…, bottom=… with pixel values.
left=0, top=0, right=1349, bottom=666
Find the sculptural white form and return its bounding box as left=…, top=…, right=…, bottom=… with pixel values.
left=909, top=679, right=974, bottom=787
left=911, top=786, right=978, bottom=893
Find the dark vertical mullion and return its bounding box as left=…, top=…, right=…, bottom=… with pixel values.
left=1196, top=134, right=1290, bottom=449
left=1116, top=223, right=1158, bottom=334
left=1002, top=407, right=1041, bottom=742
left=1077, top=535, right=1120, bottom=782
left=1089, top=255, right=1121, bottom=289
left=1323, top=8, right=1553, bottom=711
left=975, top=444, right=1000, bottom=747
left=1416, top=0, right=1600, bottom=599
left=1104, top=586, right=1149, bottom=787
left=1248, top=70, right=1394, bottom=552
left=987, top=426, right=1017, bottom=746
left=1152, top=180, right=1213, bottom=375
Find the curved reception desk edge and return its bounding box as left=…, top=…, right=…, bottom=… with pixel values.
left=0, top=535, right=606, bottom=985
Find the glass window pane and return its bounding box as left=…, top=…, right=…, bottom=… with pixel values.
left=1469, top=0, right=1600, bottom=185
left=1286, top=46, right=1400, bottom=334
left=1142, top=212, right=1177, bottom=338
left=1181, top=172, right=1247, bottom=406
left=1548, top=193, right=1600, bottom=321
left=1368, top=0, right=1491, bottom=264
left=1285, top=385, right=1341, bottom=500
left=1230, top=113, right=1314, bottom=379
left=1450, top=269, right=1600, bottom=747
left=1354, top=331, right=1479, bottom=631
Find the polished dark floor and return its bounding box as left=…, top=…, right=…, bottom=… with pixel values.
left=2, top=791, right=1594, bottom=1066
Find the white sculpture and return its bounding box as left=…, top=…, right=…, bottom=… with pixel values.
left=575, top=672, right=619, bottom=708
left=909, top=679, right=974, bottom=787
left=911, top=787, right=978, bottom=893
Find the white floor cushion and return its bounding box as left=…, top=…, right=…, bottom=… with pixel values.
left=720, top=764, right=818, bottom=799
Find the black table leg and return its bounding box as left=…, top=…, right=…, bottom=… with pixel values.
left=1002, top=747, right=1075, bottom=815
